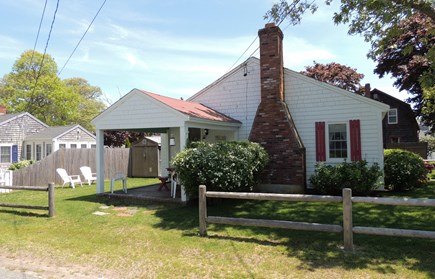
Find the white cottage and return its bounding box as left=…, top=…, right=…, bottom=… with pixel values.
left=23, top=124, right=96, bottom=161
left=92, top=23, right=389, bottom=199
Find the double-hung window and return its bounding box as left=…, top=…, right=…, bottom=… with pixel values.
left=388, top=109, right=398, bottom=124
left=0, top=146, right=11, bottom=163
left=36, top=144, right=42, bottom=161
left=328, top=123, right=348, bottom=159
left=315, top=120, right=361, bottom=162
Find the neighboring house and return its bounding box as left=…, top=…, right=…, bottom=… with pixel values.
left=0, top=105, right=96, bottom=168
left=365, top=87, right=427, bottom=157
left=0, top=107, right=48, bottom=169
left=92, top=23, right=389, bottom=200
left=365, top=87, right=419, bottom=145
left=23, top=125, right=96, bottom=161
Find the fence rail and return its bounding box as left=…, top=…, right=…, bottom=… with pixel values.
left=0, top=183, right=55, bottom=217
left=198, top=186, right=435, bottom=252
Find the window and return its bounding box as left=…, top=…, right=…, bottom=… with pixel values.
left=59, top=144, right=66, bottom=149
left=36, top=145, right=42, bottom=161
left=91, top=144, right=96, bottom=149
left=388, top=108, right=398, bottom=124
left=391, top=136, right=400, bottom=143
left=0, top=146, right=11, bottom=163
left=70, top=144, right=77, bottom=149
left=328, top=123, right=348, bottom=159
left=26, top=144, right=32, bottom=160
left=316, top=120, right=361, bottom=162
left=81, top=144, right=87, bottom=149
left=46, top=144, right=52, bottom=156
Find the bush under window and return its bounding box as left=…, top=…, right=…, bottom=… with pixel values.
left=172, top=141, right=269, bottom=198
left=309, top=160, right=382, bottom=195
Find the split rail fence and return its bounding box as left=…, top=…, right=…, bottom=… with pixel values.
left=198, top=185, right=435, bottom=251
left=0, top=183, right=55, bottom=217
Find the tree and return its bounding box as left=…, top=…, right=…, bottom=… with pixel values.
left=300, top=61, right=364, bottom=93
left=0, top=50, right=106, bottom=129
left=104, top=131, right=145, bottom=147
left=0, top=50, right=80, bottom=125
left=265, top=0, right=435, bottom=130
left=420, top=135, right=435, bottom=157
left=374, top=14, right=435, bottom=130
left=265, top=1, right=435, bottom=37
left=63, top=78, right=106, bottom=131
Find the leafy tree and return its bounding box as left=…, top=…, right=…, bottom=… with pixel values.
left=63, top=78, right=106, bottom=131
left=420, top=135, right=435, bottom=157
left=0, top=50, right=80, bottom=125
left=104, top=131, right=145, bottom=147
left=0, top=50, right=106, bottom=129
left=265, top=0, right=435, bottom=130
left=301, top=61, right=364, bottom=93
left=374, top=14, right=435, bottom=130
left=265, top=1, right=435, bottom=37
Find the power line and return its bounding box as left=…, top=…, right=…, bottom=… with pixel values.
left=29, top=0, right=48, bottom=70
left=226, top=35, right=258, bottom=73
left=58, top=0, right=107, bottom=75
left=31, top=0, right=60, bottom=93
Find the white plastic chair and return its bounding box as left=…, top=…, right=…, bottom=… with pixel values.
left=56, top=168, right=82, bottom=188
left=80, top=166, right=97, bottom=185
left=0, top=168, right=6, bottom=186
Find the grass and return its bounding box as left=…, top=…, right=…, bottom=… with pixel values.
left=0, top=179, right=434, bottom=278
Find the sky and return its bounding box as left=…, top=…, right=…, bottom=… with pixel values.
left=0, top=0, right=407, bottom=104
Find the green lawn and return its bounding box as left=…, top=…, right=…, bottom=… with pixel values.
left=0, top=179, right=434, bottom=278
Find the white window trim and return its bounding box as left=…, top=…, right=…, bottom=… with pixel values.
left=388, top=108, right=398, bottom=124
left=326, top=122, right=350, bottom=162
left=0, top=144, right=13, bottom=163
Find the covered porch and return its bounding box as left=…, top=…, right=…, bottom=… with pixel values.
left=91, top=89, right=241, bottom=202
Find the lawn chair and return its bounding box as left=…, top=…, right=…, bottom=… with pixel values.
left=56, top=168, right=82, bottom=188
left=0, top=168, right=6, bottom=186
left=80, top=166, right=97, bottom=185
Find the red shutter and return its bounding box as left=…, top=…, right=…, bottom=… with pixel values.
left=315, top=122, right=326, bottom=161
left=350, top=119, right=362, bottom=161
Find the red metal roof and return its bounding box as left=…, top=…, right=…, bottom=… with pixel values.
left=139, top=90, right=241, bottom=123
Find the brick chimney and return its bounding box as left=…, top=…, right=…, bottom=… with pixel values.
left=249, top=23, right=306, bottom=192
left=364, top=83, right=371, bottom=98
left=0, top=105, right=6, bottom=115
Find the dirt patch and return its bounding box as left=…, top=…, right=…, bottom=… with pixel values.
left=0, top=252, right=117, bottom=279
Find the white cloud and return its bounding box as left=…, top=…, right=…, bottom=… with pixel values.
left=125, top=53, right=148, bottom=70
left=281, top=37, right=336, bottom=69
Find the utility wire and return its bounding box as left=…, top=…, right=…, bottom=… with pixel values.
left=58, top=0, right=107, bottom=75
left=32, top=0, right=60, bottom=93
left=29, top=0, right=48, bottom=72
left=226, top=36, right=258, bottom=73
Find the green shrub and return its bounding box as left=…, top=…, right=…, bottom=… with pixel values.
left=172, top=141, right=269, bottom=198
left=309, top=160, right=382, bottom=195
left=384, top=149, right=427, bottom=191
left=8, top=160, right=34, bottom=170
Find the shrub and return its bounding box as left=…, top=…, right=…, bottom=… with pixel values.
left=384, top=149, right=427, bottom=192
left=309, top=160, right=382, bottom=195
left=8, top=160, right=34, bottom=170
left=172, top=141, right=269, bottom=198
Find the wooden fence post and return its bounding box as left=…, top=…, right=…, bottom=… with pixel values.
left=199, top=185, right=207, bottom=236
left=48, top=183, right=55, bottom=217
left=343, top=188, right=354, bottom=252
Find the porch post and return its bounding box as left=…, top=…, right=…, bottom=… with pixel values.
left=96, top=129, right=105, bottom=194
left=179, top=125, right=188, bottom=202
